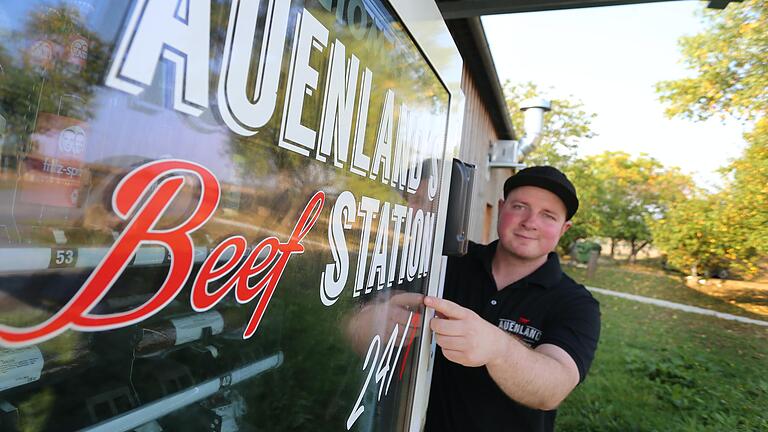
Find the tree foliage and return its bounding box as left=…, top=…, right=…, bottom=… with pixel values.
left=654, top=0, right=767, bottom=278
left=568, top=151, right=693, bottom=262
left=0, top=5, right=106, bottom=160
left=655, top=0, right=767, bottom=123
left=503, top=81, right=597, bottom=167
left=725, top=122, right=768, bottom=257
left=650, top=194, right=727, bottom=277
left=654, top=123, right=768, bottom=279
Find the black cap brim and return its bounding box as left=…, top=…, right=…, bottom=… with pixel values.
left=503, top=175, right=579, bottom=220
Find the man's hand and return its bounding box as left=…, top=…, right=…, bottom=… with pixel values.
left=424, top=296, right=507, bottom=367
left=424, top=295, right=582, bottom=410
left=345, top=292, right=423, bottom=355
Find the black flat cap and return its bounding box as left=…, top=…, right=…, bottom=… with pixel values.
left=503, top=166, right=579, bottom=220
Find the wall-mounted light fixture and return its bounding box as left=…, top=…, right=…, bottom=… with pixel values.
left=488, top=98, right=551, bottom=170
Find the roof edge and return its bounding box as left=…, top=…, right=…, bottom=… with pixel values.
left=447, top=17, right=516, bottom=140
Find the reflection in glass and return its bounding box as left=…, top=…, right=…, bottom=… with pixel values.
left=0, top=1, right=450, bottom=430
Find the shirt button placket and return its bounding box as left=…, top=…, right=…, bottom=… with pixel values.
left=484, top=298, right=500, bottom=321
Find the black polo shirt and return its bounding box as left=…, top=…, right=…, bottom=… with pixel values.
left=425, top=241, right=600, bottom=432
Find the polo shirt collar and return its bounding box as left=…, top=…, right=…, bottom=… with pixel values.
left=479, top=240, right=564, bottom=289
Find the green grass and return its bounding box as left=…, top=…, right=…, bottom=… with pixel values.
left=556, top=269, right=768, bottom=431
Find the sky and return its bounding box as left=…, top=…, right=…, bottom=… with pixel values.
left=483, top=1, right=748, bottom=189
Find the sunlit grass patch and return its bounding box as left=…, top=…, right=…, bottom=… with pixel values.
left=557, top=290, right=768, bottom=431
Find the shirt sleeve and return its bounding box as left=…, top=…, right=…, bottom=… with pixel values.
left=537, top=292, right=601, bottom=383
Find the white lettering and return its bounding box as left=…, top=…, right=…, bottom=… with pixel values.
left=317, top=40, right=359, bottom=166
left=279, top=9, right=328, bottom=156
left=106, top=0, right=210, bottom=116
left=322, top=192, right=431, bottom=303
left=406, top=115, right=424, bottom=194
left=367, top=202, right=390, bottom=291
left=406, top=209, right=424, bottom=281
left=370, top=89, right=394, bottom=183
left=353, top=197, right=379, bottom=297
left=350, top=68, right=373, bottom=176
left=217, top=0, right=290, bottom=136
left=391, top=105, right=409, bottom=190
left=419, top=211, right=435, bottom=277
left=388, top=204, right=407, bottom=287
left=397, top=207, right=413, bottom=284
left=321, top=191, right=356, bottom=306
left=428, top=157, right=439, bottom=200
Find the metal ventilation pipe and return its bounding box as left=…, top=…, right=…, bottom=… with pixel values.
left=488, top=97, right=551, bottom=169
left=517, top=98, right=552, bottom=160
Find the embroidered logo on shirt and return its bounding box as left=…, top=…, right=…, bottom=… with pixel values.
left=498, top=318, right=542, bottom=345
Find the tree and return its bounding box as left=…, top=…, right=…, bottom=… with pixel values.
left=650, top=135, right=767, bottom=281
left=649, top=191, right=763, bottom=278
left=650, top=195, right=719, bottom=277
left=0, top=5, right=107, bottom=166
left=728, top=124, right=768, bottom=260
left=655, top=0, right=767, bottom=123
left=503, top=81, right=597, bottom=167
left=654, top=0, right=767, bottom=278
left=710, top=125, right=768, bottom=278
left=568, top=151, right=693, bottom=262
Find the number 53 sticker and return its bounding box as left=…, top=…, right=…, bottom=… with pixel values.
left=50, top=248, right=78, bottom=268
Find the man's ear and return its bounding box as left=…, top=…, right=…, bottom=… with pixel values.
left=560, top=220, right=573, bottom=237
left=497, top=199, right=505, bottom=218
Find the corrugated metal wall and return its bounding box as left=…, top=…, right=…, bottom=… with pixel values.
left=458, top=64, right=514, bottom=244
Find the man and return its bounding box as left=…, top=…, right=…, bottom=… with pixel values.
left=424, top=166, right=601, bottom=432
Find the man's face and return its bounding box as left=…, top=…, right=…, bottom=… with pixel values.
left=497, top=185, right=572, bottom=261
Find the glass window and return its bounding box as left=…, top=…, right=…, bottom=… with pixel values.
left=0, top=1, right=450, bottom=431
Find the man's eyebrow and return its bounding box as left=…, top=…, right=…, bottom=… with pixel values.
left=541, top=208, right=564, bottom=219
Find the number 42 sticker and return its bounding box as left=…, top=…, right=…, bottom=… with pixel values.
left=347, top=311, right=417, bottom=430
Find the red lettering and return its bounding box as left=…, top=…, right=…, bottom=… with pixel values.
left=190, top=191, right=325, bottom=339
left=0, top=159, right=324, bottom=348
left=0, top=160, right=220, bottom=346
left=239, top=191, right=324, bottom=338
left=191, top=235, right=248, bottom=311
